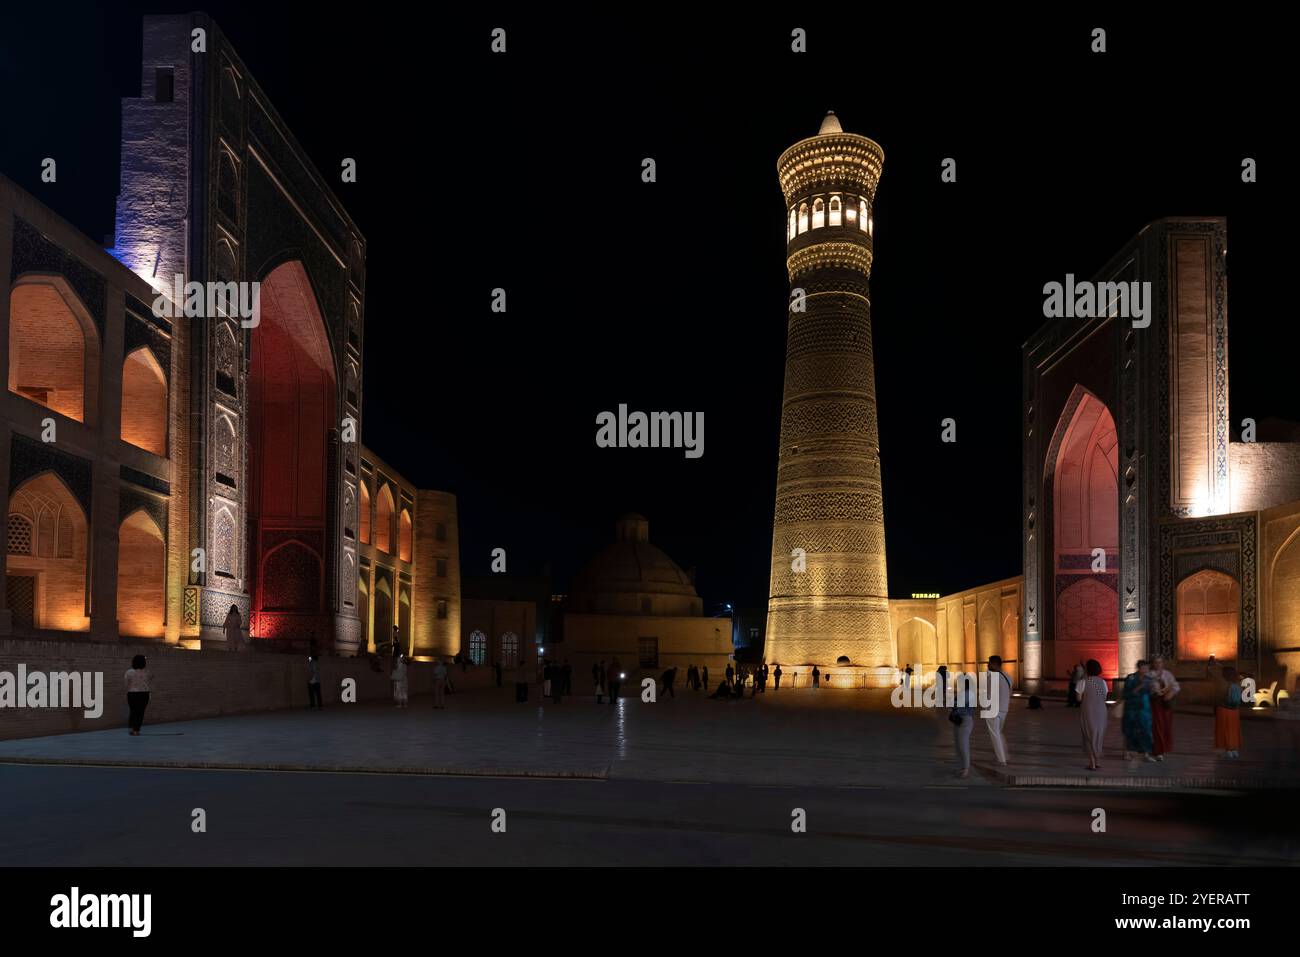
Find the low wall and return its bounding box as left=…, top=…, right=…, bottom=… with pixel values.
left=0, top=638, right=495, bottom=740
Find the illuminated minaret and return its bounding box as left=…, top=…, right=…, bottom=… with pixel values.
left=764, top=112, right=893, bottom=682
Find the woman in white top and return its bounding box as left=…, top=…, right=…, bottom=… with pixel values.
left=1076, top=658, right=1109, bottom=770
left=124, top=654, right=152, bottom=736
left=391, top=654, right=409, bottom=708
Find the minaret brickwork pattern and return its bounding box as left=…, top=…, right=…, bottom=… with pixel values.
left=765, top=113, right=893, bottom=672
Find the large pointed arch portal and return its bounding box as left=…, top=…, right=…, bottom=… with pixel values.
left=1046, top=388, right=1120, bottom=678
left=247, top=260, right=336, bottom=645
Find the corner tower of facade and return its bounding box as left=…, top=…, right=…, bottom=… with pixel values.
left=764, top=112, right=893, bottom=680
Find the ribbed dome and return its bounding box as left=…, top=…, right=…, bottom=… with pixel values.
left=569, top=515, right=702, bottom=617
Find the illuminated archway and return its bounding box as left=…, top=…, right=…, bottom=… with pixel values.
left=1176, top=568, right=1240, bottom=661
left=896, top=617, right=937, bottom=672
left=374, top=484, right=394, bottom=554
left=358, top=480, right=371, bottom=544
left=398, top=508, right=412, bottom=562
left=121, top=347, right=167, bottom=455
left=117, top=509, right=165, bottom=637
left=5, top=472, right=88, bottom=632
left=8, top=277, right=100, bottom=423
left=1048, top=389, right=1119, bottom=677
left=247, top=260, right=336, bottom=641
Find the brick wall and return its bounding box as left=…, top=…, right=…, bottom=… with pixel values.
left=0, top=638, right=495, bottom=740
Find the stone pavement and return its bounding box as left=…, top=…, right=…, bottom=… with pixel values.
left=0, top=685, right=1296, bottom=789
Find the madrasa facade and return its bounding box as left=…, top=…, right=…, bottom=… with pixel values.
left=763, top=114, right=1300, bottom=698
left=0, top=14, right=460, bottom=659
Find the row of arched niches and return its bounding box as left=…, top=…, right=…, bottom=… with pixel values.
left=787, top=194, right=874, bottom=242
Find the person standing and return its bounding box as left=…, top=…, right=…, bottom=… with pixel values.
left=1076, top=659, right=1108, bottom=770
left=701, top=665, right=709, bottom=691
left=562, top=660, right=573, bottom=696
left=224, top=605, right=245, bottom=653
left=1208, top=657, right=1243, bottom=758
left=1066, top=663, right=1082, bottom=708
left=1120, top=660, right=1155, bottom=761
left=661, top=666, right=676, bottom=699
left=950, top=672, right=977, bottom=779
left=592, top=661, right=601, bottom=692
left=432, top=658, right=448, bottom=709
left=725, top=663, right=734, bottom=689
left=936, top=664, right=950, bottom=705
left=984, top=655, right=1011, bottom=766
left=124, top=654, right=152, bottom=736
left=551, top=662, right=564, bottom=704
left=594, top=660, right=607, bottom=704
left=542, top=661, right=553, bottom=699
left=812, top=665, right=820, bottom=689
left=608, top=658, right=623, bottom=704
left=760, top=663, right=769, bottom=693
left=494, top=659, right=503, bottom=688
left=307, top=654, right=323, bottom=710
left=773, top=664, right=782, bottom=690
left=392, top=653, right=409, bottom=708
left=1149, top=655, right=1179, bottom=760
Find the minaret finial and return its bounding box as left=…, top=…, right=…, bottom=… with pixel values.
left=818, top=111, right=843, bottom=135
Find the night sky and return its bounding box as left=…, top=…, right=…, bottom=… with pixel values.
left=0, top=8, right=1288, bottom=610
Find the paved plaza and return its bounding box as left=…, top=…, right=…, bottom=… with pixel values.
left=3, top=687, right=1298, bottom=866
left=1, top=685, right=1297, bottom=789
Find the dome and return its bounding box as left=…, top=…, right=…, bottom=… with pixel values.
left=568, top=515, right=703, bottom=617
left=818, top=111, right=843, bottom=135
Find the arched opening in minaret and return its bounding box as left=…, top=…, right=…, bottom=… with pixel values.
left=1047, top=389, right=1119, bottom=679
left=247, top=260, right=336, bottom=644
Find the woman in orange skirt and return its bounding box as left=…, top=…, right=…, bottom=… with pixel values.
left=1212, top=663, right=1243, bottom=758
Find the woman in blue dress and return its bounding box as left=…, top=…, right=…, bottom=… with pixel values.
left=1121, top=659, right=1156, bottom=762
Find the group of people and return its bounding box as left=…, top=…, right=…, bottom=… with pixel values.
left=948, top=655, right=1013, bottom=779
left=944, top=653, right=1248, bottom=774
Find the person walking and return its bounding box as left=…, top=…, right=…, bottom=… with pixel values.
left=591, top=661, right=601, bottom=692
left=1208, top=657, right=1243, bottom=758
left=124, top=654, right=152, bottom=736
left=608, top=658, right=623, bottom=704
left=223, top=604, right=245, bottom=652
left=1149, top=655, right=1179, bottom=760
left=773, top=664, right=782, bottom=690
left=985, top=655, right=1011, bottom=766
left=392, top=653, right=409, bottom=708
left=432, top=658, right=448, bottom=709
left=760, top=663, right=769, bottom=693
left=1120, top=660, right=1155, bottom=761
left=812, top=665, right=820, bottom=689
left=1076, top=659, right=1108, bottom=770
left=542, top=661, right=553, bottom=699
left=701, top=666, right=709, bottom=690
left=661, top=666, right=676, bottom=699
left=562, top=660, right=573, bottom=696
left=950, top=672, right=977, bottom=779
left=494, top=659, right=503, bottom=688
left=725, top=663, right=734, bottom=689
left=594, top=660, right=607, bottom=704
left=307, top=654, right=323, bottom=709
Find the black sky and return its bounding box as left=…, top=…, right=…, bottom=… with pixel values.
left=0, top=8, right=1289, bottom=610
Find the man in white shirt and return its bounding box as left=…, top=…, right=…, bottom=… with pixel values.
left=985, top=655, right=1012, bottom=765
